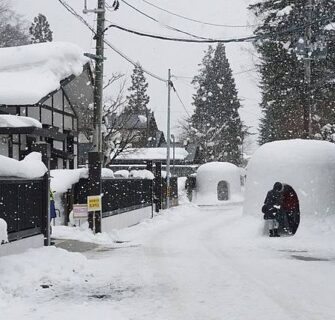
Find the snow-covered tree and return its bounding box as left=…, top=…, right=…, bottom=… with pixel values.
left=185, top=44, right=244, bottom=165
left=0, top=1, right=29, bottom=47
left=125, top=64, right=150, bottom=116
left=250, top=0, right=335, bottom=144
left=29, top=13, right=53, bottom=43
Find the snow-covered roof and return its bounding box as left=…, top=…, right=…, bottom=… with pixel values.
left=0, top=42, right=88, bottom=105
left=114, top=148, right=189, bottom=160
left=0, top=115, right=42, bottom=128
left=244, top=139, right=335, bottom=217
left=194, top=162, right=242, bottom=205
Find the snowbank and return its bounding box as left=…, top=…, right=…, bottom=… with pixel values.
left=0, top=219, right=8, bottom=244
left=114, top=170, right=130, bottom=178
left=0, top=42, right=88, bottom=105
left=129, top=169, right=155, bottom=180
left=0, top=152, right=47, bottom=178
left=102, top=168, right=114, bottom=178
left=244, top=139, right=335, bottom=217
left=0, top=115, right=42, bottom=128
left=52, top=225, right=117, bottom=245
left=51, top=168, right=88, bottom=194
left=115, top=147, right=189, bottom=160
left=194, top=162, right=243, bottom=205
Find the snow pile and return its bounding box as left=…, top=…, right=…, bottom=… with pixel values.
left=129, top=169, right=155, bottom=180
left=114, top=170, right=130, bottom=178
left=0, top=152, right=47, bottom=178
left=52, top=225, right=118, bottom=245
left=115, top=147, right=189, bottom=160
left=194, top=162, right=243, bottom=205
left=0, top=42, right=88, bottom=105
left=51, top=168, right=88, bottom=194
left=325, top=23, right=335, bottom=31
left=0, top=219, right=8, bottom=244
left=102, top=168, right=114, bottom=178
left=0, top=115, right=42, bottom=128
left=244, top=139, right=335, bottom=217
left=276, top=5, right=293, bottom=17
left=177, top=177, right=190, bottom=204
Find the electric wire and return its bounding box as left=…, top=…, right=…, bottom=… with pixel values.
left=170, top=82, right=191, bottom=117
left=57, top=0, right=167, bottom=83
left=140, top=0, right=255, bottom=28
left=103, top=15, right=335, bottom=44
left=103, top=24, right=257, bottom=43
left=118, top=0, right=211, bottom=40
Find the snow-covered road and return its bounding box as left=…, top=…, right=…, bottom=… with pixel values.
left=1, top=204, right=335, bottom=319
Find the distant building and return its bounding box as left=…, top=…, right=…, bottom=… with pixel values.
left=0, top=42, right=93, bottom=169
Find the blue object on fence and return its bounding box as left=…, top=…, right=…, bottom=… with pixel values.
left=50, top=191, right=57, bottom=220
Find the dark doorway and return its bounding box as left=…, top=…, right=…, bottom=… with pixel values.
left=217, top=181, right=229, bottom=201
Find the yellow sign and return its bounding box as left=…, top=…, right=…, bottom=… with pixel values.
left=87, top=195, right=102, bottom=212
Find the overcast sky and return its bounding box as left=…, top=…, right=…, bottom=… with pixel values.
left=12, top=0, right=261, bottom=151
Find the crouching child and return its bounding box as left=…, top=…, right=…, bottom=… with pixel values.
left=262, top=182, right=284, bottom=237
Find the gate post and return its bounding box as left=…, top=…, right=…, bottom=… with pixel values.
left=31, top=142, right=51, bottom=246
left=88, top=152, right=102, bottom=233
left=154, top=162, right=162, bottom=213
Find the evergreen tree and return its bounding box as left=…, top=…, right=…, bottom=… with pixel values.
left=250, top=0, right=335, bottom=144
left=125, top=64, right=150, bottom=115
left=29, top=13, right=53, bottom=43
left=187, top=44, right=244, bottom=165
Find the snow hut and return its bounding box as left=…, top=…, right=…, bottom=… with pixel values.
left=194, top=162, right=242, bottom=206
left=243, top=139, right=335, bottom=219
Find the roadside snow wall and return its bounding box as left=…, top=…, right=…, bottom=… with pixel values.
left=194, top=162, right=242, bottom=205
left=243, top=139, right=335, bottom=217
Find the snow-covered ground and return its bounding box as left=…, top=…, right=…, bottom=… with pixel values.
left=1, top=203, right=335, bottom=319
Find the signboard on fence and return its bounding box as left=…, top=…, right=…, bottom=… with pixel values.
left=73, top=204, right=88, bottom=219
left=87, top=195, right=102, bottom=212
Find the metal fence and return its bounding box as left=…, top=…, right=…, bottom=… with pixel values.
left=74, top=178, right=153, bottom=217
left=0, top=174, right=49, bottom=242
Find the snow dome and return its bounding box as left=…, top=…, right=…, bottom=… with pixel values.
left=194, top=162, right=242, bottom=206
left=244, top=139, right=335, bottom=217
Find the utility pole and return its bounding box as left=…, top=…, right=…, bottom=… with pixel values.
left=84, top=0, right=106, bottom=233
left=304, top=0, right=313, bottom=138
left=93, top=0, right=106, bottom=153
left=166, top=69, right=172, bottom=209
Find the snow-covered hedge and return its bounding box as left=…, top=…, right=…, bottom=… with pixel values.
left=0, top=152, right=47, bottom=179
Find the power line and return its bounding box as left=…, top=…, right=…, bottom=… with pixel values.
left=103, top=14, right=335, bottom=44
left=104, top=24, right=257, bottom=43
left=118, top=0, right=210, bottom=40
left=140, top=0, right=255, bottom=28
left=57, top=0, right=167, bottom=83
left=170, top=82, right=191, bottom=117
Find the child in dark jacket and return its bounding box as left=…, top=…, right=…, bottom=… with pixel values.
left=262, top=182, right=283, bottom=237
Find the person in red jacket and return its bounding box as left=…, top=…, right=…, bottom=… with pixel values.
left=281, top=185, right=300, bottom=234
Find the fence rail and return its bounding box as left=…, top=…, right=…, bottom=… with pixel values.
left=0, top=175, right=49, bottom=242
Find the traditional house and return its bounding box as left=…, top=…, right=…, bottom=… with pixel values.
left=0, top=42, right=93, bottom=169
